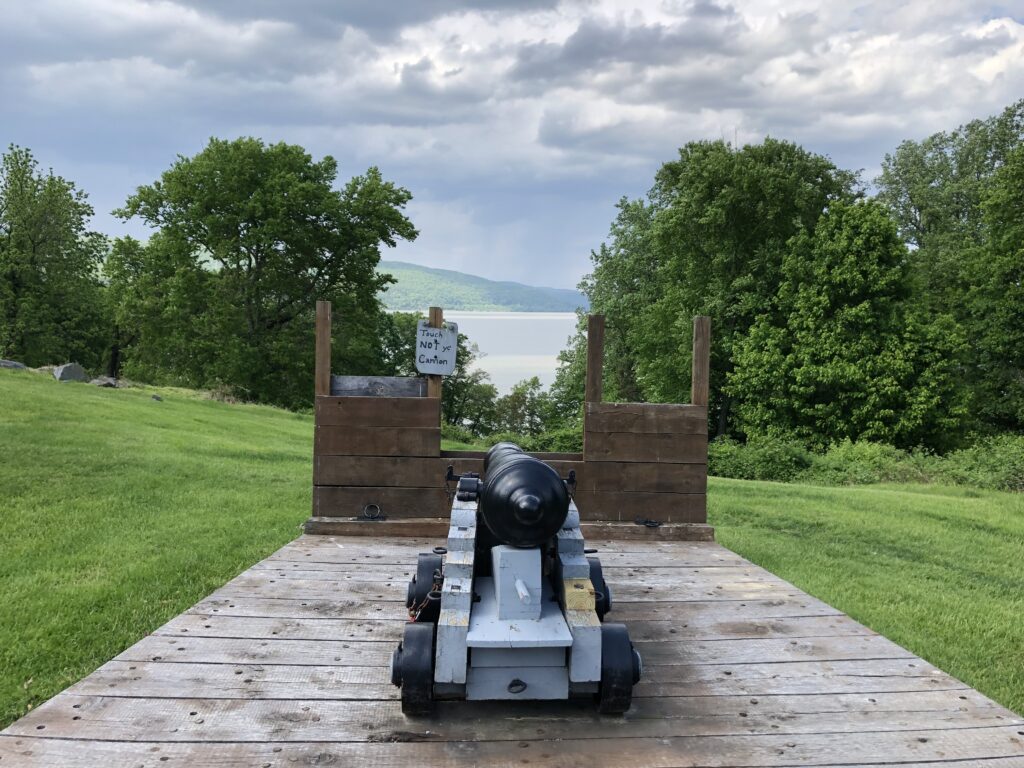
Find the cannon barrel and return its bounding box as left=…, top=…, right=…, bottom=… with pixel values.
left=479, top=443, right=569, bottom=547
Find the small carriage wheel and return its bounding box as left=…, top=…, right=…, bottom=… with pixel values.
left=395, top=623, right=435, bottom=716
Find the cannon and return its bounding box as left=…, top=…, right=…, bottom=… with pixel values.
left=391, top=443, right=641, bottom=715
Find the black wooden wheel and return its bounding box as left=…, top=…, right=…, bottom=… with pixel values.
left=588, top=556, right=612, bottom=620
left=393, top=623, right=435, bottom=716
left=407, top=553, right=443, bottom=612
left=598, top=623, right=640, bottom=714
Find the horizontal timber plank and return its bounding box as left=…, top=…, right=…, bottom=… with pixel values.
left=215, top=572, right=803, bottom=603
left=6, top=728, right=1024, bottom=767
left=329, top=375, right=425, bottom=397
left=312, top=486, right=448, bottom=518
left=302, top=516, right=715, bottom=540
left=577, top=461, right=707, bottom=493
left=584, top=430, right=707, bottom=463
left=6, top=691, right=1013, bottom=744
left=314, top=426, right=439, bottom=457
left=314, top=456, right=448, bottom=487
left=153, top=611, right=873, bottom=644
left=585, top=402, right=708, bottom=435
left=116, top=634, right=394, bottom=667
left=268, top=538, right=740, bottom=566
left=574, top=489, right=707, bottom=523
left=189, top=594, right=844, bottom=622
left=440, top=449, right=583, bottom=462
left=65, top=656, right=967, bottom=702
left=315, top=395, right=439, bottom=428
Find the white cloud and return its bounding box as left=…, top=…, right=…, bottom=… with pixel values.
left=1, top=0, right=1021, bottom=287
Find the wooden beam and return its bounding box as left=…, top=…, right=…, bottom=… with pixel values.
left=585, top=313, right=605, bottom=404
left=427, top=306, right=443, bottom=401
left=691, top=315, right=711, bottom=407
left=314, top=300, right=332, bottom=397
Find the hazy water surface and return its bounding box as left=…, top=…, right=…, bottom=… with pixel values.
left=444, top=311, right=578, bottom=393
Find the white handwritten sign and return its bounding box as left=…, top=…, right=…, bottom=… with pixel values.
left=415, top=320, right=458, bottom=376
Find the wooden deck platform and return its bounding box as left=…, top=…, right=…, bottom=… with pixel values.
left=2, top=534, right=1023, bottom=767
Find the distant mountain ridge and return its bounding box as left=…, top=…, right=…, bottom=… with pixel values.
left=377, top=260, right=588, bottom=312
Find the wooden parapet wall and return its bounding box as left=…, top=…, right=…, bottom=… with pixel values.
left=306, top=303, right=712, bottom=536
left=579, top=402, right=707, bottom=523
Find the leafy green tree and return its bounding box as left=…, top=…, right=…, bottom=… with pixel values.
left=876, top=100, right=1024, bottom=430
left=729, top=201, right=967, bottom=450
left=876, top=99, right=1023, bottom=308
left=493, top=376, right=550, bottom=435
left=0, top=145, right=107, bottom=369
left=561, top=139, right=859, bottom=436
left=104, top=234, right=217, bottom=383
left=969, top=144, right=1024, bottom=430
left=114, top=137, right=416, bottom=407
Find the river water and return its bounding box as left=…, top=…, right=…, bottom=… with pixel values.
left=443, top=311, right=579, bottom=393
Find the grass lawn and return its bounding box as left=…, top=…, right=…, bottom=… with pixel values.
left=710, top=477, right=1024, bottom=714
left=1, top=367, right=1022, bottom=727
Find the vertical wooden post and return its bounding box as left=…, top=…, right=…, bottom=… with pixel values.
left=315, top=300, right=332, bottom=398
left=691, top=315, right=711, bottom=407
left=585, top=313, right=605, bottom=404
left=427, top=306, right=444, bottom=400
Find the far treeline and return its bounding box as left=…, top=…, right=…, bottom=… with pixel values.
left=1, top=100, right=1021, bottom=479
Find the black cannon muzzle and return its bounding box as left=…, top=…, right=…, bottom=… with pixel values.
left=479, top=443, right=570, bottom=547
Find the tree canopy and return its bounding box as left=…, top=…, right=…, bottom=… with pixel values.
left=0, top=146, right=107, bottom=369
left=111, top=137, right=417, bottom=407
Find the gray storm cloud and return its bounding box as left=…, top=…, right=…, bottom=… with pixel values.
left=1, top=0, right=1021, bottom=287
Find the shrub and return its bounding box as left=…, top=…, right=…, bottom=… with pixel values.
left=708, top=435, right=812, bottom=482
left=936, top=435, right=1024, bottom=492
left=441, top=422, right=479, bottom=446
left=798, top=440, right=929, bottom=486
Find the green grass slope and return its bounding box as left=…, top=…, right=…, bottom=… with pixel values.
left=378, top=260, right=588, bottom=312
left=1, top=368, right=1022, bottom=727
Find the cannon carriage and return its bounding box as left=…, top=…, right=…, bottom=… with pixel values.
left=391, top=443, right=642, bottom=715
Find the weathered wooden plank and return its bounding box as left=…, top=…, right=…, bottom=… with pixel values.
left=248, top=562, right=773, bottom=585
left=574, top=489, right=707, bottom=522
left=314, top=301, right=331, bottom=397
left=583, top=431, right=706, bottom=463
left=217, top=572, right=802, bottom=603
left=576, top=460, right=706, bottom=493
left=115, top=634, right=394, bottom=667
left=315, top=396, right=439, bottom=428
left=267, top=539, right=743, bottom=567
left=314, top=456, right=446, bottom=487
left=584, top=402, right=708, bottom=435
left=314, top=426, right=440, bottom=457
left=190, top=594, right=844, bottom=622
left=6, top=729, right=1024, bottom=768
left=153, top=611, right=872, bottom=645
left=7, top=690, right=1013, bottom=744
left=66, top=660, right=397, bottom=700
left=585, top=313, right=604, bottom=404
left=440, top=450, right=583, bottom=463
left=312, top=486, right=449, bottom=518
left=329, top=375, right=425, bottom=397
left=692, top=315, right=711, bottom=406
left=302, top=516, right=716, bottom=540
left=65, top=656, right=968, bottom=702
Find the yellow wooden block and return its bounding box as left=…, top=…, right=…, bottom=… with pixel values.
left=563, top=578, right=596, bottom=611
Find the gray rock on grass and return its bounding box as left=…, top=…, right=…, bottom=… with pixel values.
left=1, top=359, right=26, bottom=369
left=90, top=376, right=118, bottom=388
left=53, top=363, right=88, bottom=382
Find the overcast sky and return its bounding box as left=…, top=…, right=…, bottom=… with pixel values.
left=2, top=1, right=1021, bottom=288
